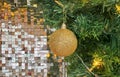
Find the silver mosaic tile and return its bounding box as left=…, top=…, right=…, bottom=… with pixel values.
left=1, top=22, right=48, bottom=77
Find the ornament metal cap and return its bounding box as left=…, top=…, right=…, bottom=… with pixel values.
left=61, top=23, right=66, bottom=29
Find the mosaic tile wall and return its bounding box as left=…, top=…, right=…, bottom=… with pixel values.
left=0, top=22, right=48, bottom=77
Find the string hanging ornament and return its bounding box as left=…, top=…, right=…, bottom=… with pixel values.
left=48, top=0, right=78, bottom=57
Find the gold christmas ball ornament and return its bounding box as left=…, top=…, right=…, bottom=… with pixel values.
left=48, top=23, right=78, bottom=57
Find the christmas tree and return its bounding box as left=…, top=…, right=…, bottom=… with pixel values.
left=37, top=0, right=120, bottom=77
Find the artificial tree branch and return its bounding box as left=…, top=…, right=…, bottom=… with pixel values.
left=76, top=54, right=99, bottom=77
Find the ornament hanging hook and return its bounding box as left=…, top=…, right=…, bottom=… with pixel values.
left=54, top=0, right=64, bottom=8
left=54, top=0, right=67, bottom=24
